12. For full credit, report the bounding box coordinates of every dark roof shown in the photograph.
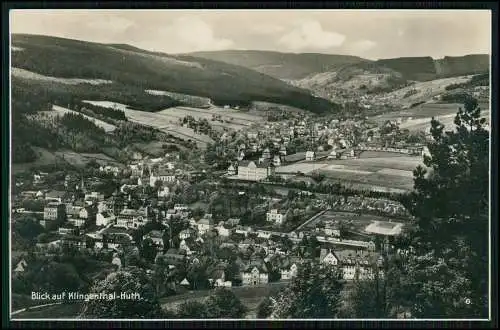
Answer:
[238,160,273,168]
[45,190,66,199]
[243,258,268,273]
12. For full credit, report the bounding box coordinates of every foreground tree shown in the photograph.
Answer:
[176,300,211,319]
[398,97,489,318]
[205,288,247,318]
[80,267,164,318]
[268,261,344,318]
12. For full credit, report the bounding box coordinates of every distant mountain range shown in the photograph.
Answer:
[189,50,489,84]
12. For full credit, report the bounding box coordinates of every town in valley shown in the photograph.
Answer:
[9,9,491,321]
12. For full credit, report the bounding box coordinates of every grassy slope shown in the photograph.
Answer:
[11,34,339,114]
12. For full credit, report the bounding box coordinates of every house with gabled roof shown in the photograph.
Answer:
[241,258,269,286]
[319,248,339,266]
[280,257,301,281]
[197,214,214,235]
[237,160,275,182]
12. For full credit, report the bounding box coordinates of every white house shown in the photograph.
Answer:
[149,168,176,187]
[158,186,170,198]
[96,211,116,227]
[241,262,269,286]
[305,151,316,161]
[84,192,105,205]
[174,204,189,212]
[327,150,337,160]
[115,208,148,229]
[79,208,89,219]
[280,263,298,280]
[324,225,340,237]
[319,249,339,266]
[216,223,231,237]
[111,255,122,269]
[197,214,214,235]
[14,258,28,273]
[266,209,289,225]
[227,164,237,176]
[68,216,86,228]
[179,228,195,240]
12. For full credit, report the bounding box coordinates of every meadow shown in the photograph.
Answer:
[82,100,215,149]
[371,102,490,132]
[44,105,117,133]
[277,151,422,192]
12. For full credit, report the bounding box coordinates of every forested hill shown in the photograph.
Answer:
[11,34,339,114]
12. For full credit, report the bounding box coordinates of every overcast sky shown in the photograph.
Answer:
[10,10,491,59]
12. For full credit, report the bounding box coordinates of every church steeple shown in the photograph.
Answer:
[80,175,86,193]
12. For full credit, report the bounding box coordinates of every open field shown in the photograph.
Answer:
[276,163,330,174]
[157,106,264,131]
[358,150,409,158]
[12,67,112,86]
[41,105,117,133]
[132,141,188,157]
[276,153,421,191]
[327,156,423,172]
[277,155,422,192]
[320,168,414,191]
[82,100,214,149]
[382,75,473,107]
[54,151,120,167]
[371,102,490,132]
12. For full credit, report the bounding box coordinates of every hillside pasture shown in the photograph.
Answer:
[371,102,490,132]
[12,67,112,86]
[383,75,473,107]
[157,106,264,131]
[82,100,214,149]
[54,151,120,167]
[44,105,117,133]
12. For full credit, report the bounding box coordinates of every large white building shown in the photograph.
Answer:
[115,208,148,229]
[319,248,383,281]
[237,160,275,182]
[241,259,269,286]
[266,209,289,225]
[149,168,176,187]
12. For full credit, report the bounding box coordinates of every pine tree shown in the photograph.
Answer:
[398,97,489,318]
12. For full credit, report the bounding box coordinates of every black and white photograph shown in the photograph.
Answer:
[6,8,494,322]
